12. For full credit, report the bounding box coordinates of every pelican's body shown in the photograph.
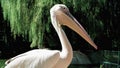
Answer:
[5,4,97,68]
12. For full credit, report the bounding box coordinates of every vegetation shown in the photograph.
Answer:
[0,59,6,68]
[0,0,119,49]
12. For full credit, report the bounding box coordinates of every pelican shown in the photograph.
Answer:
[5,4,97,68]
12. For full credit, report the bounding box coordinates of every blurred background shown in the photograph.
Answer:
[0,0,120,68]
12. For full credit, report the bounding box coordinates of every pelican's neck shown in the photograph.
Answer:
[50,13,73,65]
[57,26,73,61]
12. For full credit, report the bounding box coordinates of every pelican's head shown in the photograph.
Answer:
[50,4,97,49]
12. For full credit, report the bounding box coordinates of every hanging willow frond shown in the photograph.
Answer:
[0,0,53,48]
[1,0,106,48]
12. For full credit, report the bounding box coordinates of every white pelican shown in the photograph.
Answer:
[5,4,97,68]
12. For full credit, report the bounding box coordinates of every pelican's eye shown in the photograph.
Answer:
[63,7,66,9]
[61,6,68,13]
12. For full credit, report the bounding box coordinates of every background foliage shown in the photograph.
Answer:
[0,0,120,50]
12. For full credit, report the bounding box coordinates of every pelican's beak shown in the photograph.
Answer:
[56,11,97,49]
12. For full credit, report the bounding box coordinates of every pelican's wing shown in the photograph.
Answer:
[5,51,28,65]
[5,49,60,68]
[5,49,41,65]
